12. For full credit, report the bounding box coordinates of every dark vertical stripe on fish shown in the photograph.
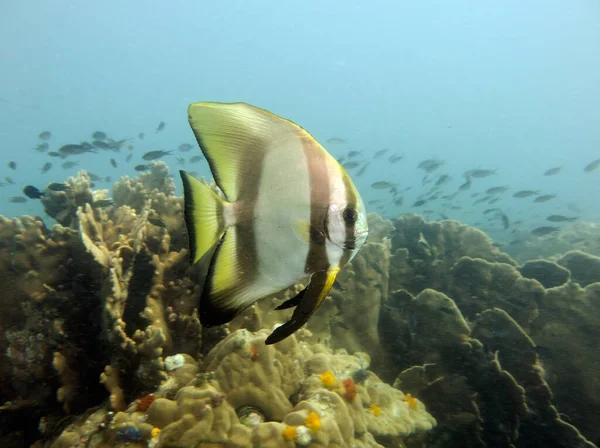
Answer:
[340,171,357,267]
[302,133,330,274]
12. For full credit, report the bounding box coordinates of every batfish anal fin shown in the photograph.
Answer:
[200,227,270,326]
[265,268,339,344]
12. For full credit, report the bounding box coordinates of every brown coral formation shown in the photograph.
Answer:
[51,329,435,448]
[1,167,599,448]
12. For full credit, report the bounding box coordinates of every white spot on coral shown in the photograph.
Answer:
[164,354,185,371]
[295,425,312,446]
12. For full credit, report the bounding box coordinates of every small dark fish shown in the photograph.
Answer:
[373,148,389,159]
[435,174,450,187]
[500,212,509,229]
[47,182,69,192]
[466,169,497,178]
[92,199,114,208]
[547,215,578,223]
[23,185,44,199]
[388,154,404,164]
[156,121,165,133]
[88,173,102,181]
[5,176,15,185]
[531,226,559,237]
[486,186,509,195]
[394,197,403,206]
[175,157,185,166]
[179,143,193,152]
[35,142,49,152]
[93,140,110,149]
[513,190,539,198]
[418,159,444,173]
[342,161,360,169]
[584,159,600,172]
[61,161,79,169]
[189,155,204,164]
[126,153,133,162]
[544,167,562,176]
[110,159,117,168]
[148,216,167,228]
[368,199,383,205]
[127,145,134,151]
[48,151,62,157]
[58,144,94,157]
[39,131,52,140]
[107,139,127,151]
[9,196,27,203]
[489,197,500,204]
[80,141,94,149]
[412,199,426,207]
[135,164,150,172]
[8,161,16,170]
[347,150,362,158]
[483,208,498,215]
[41,162,52,173]
[458,178,472,191]
[142,150,172,161]
[371,181,395,189]
[92,131,107,140]
[326,137,347,144]
[356,162,369,177]
[138,132,145,140]
[534,194,556,203]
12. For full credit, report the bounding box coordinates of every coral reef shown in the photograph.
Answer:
[51,329,436,448]
[2,166,599,448]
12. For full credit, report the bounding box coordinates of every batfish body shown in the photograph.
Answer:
[181,102,368,344]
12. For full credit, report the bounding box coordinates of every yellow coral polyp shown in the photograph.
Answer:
[151,427,160,438]
[305,411,321,432]
[403,393,418,409]
[369,404,382,416]
[319,370,336,388]
[282,425,298,441]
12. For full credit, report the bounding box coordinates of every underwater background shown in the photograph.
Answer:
[1,1,600,447]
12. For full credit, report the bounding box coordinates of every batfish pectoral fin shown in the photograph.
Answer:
[265,267,340,345]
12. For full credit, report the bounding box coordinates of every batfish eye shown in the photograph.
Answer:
[342,207,358,224]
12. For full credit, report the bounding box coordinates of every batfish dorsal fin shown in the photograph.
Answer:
[187,102,305,202]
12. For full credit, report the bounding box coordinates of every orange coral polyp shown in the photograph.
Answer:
[342,378,358,402]
[305,411,321,432]
[282,425,298,441]
[137,393,155,412]
[369,404,382,416]
[319,370,336,388]
[403,393,418,409]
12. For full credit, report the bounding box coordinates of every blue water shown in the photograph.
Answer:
[1,0,599,231]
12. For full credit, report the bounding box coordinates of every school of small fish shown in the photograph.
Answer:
[2,115,598,254]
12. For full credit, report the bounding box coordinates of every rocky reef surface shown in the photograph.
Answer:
[0,165,598,447]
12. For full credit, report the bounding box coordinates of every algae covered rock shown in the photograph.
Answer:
[557,250,600,287]
[518,259,571,289]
